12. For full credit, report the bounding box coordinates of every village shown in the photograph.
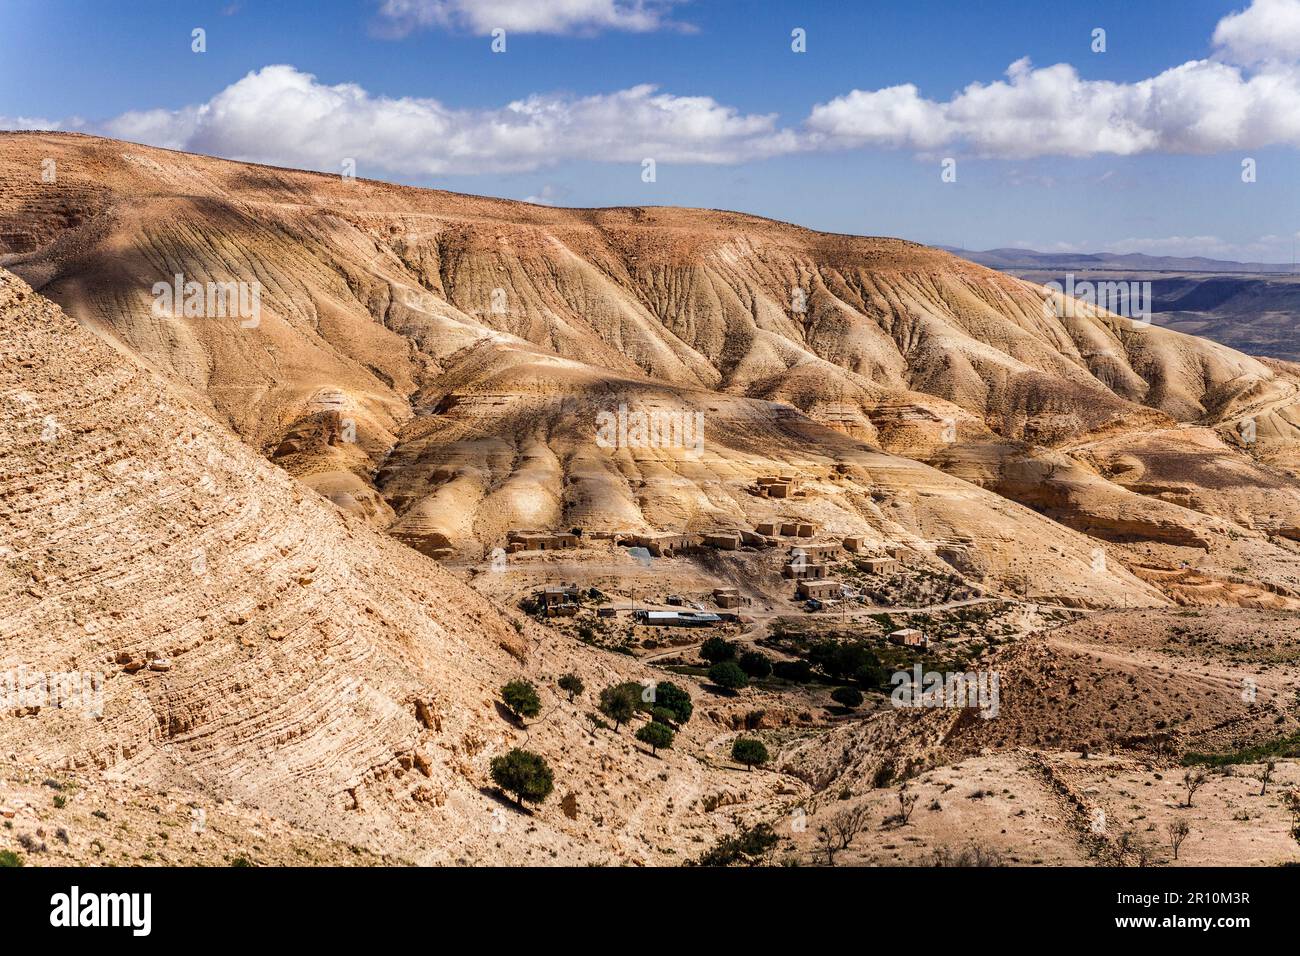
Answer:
[463,489,1070,723]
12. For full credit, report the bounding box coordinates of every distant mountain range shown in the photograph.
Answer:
[941,246,1297,275]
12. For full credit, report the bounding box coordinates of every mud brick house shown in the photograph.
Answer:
[797,579,842,599]
[507,530,580,553]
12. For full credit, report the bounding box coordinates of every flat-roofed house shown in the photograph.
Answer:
[539,585,581,617]
[888,627,927,647]
[797,579,842,600]
[508,530,580,553]
[859,556,899,574]
[783,560,828,580]
[795,544,840,561]
[627,533,701,557]
[712,587,741,608]
[633,610,722,627]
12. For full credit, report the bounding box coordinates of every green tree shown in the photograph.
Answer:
[831,686,864,710]
[500,679,541,722]
[772,659,813,683]
[854,661,886,689]
[651,706,678,726]
[739,650,773,679]
[652,681,693,725]
[636,721,675,755]
[613,680,654,713]
[700,636,738,664]
[557,673,584,703]
[489,748,554,807]
[599,682,640,731]
[709,661,749,692]
[731,737,770,771]
[809,641,881,681]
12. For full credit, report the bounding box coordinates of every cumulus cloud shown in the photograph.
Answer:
[803,84,951,151]
[804,0,1300,159]
[807,52,1300,159]
[98,65,794,176]
[25,0,1300,173]
[374,0,688,37]
[1213,0,1300,65]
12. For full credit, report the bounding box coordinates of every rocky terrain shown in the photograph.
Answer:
[3,132,1299,867]
[0,268,796,865]
[950,248,1300,362]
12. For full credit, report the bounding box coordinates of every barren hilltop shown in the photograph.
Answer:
[3,132,1299,867]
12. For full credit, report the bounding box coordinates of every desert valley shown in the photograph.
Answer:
[2,130,1299,869]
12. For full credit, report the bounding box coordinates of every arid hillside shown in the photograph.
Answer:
[4,133,1299,610]
[0,268,799,865]
[4,134,1300,869]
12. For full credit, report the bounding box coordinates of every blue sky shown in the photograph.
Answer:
[3,0,1299,260]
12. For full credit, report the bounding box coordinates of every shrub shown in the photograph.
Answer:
[831,687,863,710]
[772,659,813,683]
[652,681,693,724]
[489,748,554,807]
[695,822,779,866]
[809,641,881,681]
[651,706,678,726]
[614,680,654,712]
[854,661,886,689]
[731,737,770,771]
[598,682,640,731]
[557,673,584,703]
[700,636,738,664]
[1183,768,1207,807]
[636,721,675,755]
[500,679,541,722]
[739,651,773,679]
[0,849,21,867]
[929,843,1006,866]
[709,661,749,692]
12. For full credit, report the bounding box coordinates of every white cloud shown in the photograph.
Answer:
[0,115,67,131]
[1107,234,1300,262]
[1213,0,1300,65]
[103,107,200,151]
[39,0,1300,174]
[523,183,569,205]
[807,52,1300,159]
[804,85,951,150]
[374,0,688,37]
[98,65,794,176]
